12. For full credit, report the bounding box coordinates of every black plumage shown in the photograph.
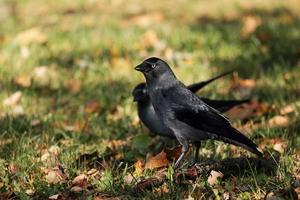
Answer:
[135,57,263,168]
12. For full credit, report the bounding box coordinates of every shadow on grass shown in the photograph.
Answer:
[190,7,300,76]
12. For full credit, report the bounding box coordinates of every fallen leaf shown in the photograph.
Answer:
[226,101,271,121]
[49,145,60,156]
[3,91,22,107]
[25,189,35,196]
[140,30,163,49]
[207,170,223,186]
[84,100,101,113]
[15,27,47,45]
[230,74,257,98]
[164,146,182,162]
[103,139,127,150]
[70,186,83,192]
[124,174,134,185]
[223,192,230,200]
[273,141,287,154]
[125,12,164,27]
[133,174,165,193]
[145,150,169,170]
[241,15,262,39]
[33,66,51,86]
[280,104,296,115]
[14,75,31,88]
[49,194,63,200]
[154,183,169,195]
[70,174,88,192]
[268,115,289,128]
[40,146,60,166]
[30,119,41,126]
[44,166,68,184]
[65,79,81,93]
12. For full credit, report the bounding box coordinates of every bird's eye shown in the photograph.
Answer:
[151,64,156,69]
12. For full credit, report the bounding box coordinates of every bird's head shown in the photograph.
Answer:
[132,82,148,102]
[134,57,174,81]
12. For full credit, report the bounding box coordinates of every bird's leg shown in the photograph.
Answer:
[189,142,201,166]
[174,141,189,169]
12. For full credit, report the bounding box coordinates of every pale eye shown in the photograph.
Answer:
[151,64,156,69]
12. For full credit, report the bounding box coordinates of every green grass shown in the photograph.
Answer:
[0,0,300,199]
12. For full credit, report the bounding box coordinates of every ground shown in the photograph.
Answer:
[0,0,300,199]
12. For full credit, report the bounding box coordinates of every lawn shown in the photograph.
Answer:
[0,0,300,199]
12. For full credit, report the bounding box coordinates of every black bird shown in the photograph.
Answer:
[135,57,263,168]
[132,74,249,163]
[132,72,250,137]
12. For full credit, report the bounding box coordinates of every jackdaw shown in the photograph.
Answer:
[135,57,263,168]
[132,73,250,137]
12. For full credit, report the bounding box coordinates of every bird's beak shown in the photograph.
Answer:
[134,63,145,72]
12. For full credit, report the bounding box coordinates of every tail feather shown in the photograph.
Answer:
[217,128,263,157]
[187,71,233,93]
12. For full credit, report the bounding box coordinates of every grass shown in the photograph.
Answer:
[0,0,300,199]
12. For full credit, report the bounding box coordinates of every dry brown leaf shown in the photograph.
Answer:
[49,194,63,200]
[40,145,60,166]
[226,101,271,121]
[3,91,22,107]
[232,79,256,89]
[30,119,41,127]
[124,174,134,185]
[25,189,35,196]
[44,166,68,184]
[268,115,289,128]
[164,146,182,162]
[241,15,262,39]
[70,186,84,192]
[14,75,31,88]
[133,172,166,193]
[15,27,47,45]
[154,183,169,195]
[140,30,162,49]
[223,192,230,200]
[280,104,296,115]
[70,174,88,192]
[125,12,164,27]
[84,100,101,113]
[103,139,127,150]
[33,66,55,87]
[207,170,223,186]
[65,79,81,93]
[145,150,169,170]
[49,145,60,156]
[272,139,287,154]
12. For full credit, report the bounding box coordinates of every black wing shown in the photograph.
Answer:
[164,86,262,156]
[187,70,233,93]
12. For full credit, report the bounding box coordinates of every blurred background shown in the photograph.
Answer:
[0,0,300,199]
